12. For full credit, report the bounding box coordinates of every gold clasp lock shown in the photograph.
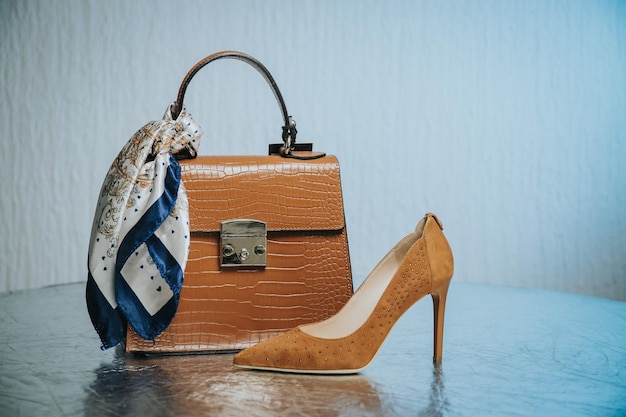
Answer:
[220,220,267,268]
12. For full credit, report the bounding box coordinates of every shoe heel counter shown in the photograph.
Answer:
[424,214,454,290]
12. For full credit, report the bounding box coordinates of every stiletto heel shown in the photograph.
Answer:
[234,212,454,374]
[431,280,450,364]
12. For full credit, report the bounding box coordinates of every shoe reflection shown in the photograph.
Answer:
[86,348,449,416]
[417,364,450,417]
[85,348,388,416]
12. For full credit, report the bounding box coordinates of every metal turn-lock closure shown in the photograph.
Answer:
[220,220,267,268]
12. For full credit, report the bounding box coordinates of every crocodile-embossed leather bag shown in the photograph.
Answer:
[124,51,353,353]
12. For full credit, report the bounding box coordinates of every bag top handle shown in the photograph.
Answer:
[171,51,304,158]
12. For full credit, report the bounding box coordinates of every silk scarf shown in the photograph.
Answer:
[86,105,202,349]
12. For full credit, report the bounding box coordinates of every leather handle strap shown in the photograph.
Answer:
[170,51,298,157]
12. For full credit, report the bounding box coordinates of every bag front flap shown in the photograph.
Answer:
[180,155,345,232]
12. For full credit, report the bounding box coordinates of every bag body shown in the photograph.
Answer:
[124,52,353,353]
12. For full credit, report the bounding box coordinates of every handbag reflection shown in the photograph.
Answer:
[86,51,353,353]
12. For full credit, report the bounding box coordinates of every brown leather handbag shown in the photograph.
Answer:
[125,51,353,353]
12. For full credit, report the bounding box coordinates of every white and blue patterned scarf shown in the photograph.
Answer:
[86,105,202,349]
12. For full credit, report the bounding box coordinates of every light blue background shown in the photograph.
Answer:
[1,0,625,300]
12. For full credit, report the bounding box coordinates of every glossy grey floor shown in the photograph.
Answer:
[1,282,624,416]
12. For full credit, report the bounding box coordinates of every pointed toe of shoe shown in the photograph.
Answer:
[233,329,298,372]
[233,331,292,370]
[232,349,250,367]
[233,342,266,368]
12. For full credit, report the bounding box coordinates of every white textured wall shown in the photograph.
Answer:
[1,0,625,300]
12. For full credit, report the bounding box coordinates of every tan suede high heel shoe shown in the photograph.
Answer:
[233,212,454,374]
